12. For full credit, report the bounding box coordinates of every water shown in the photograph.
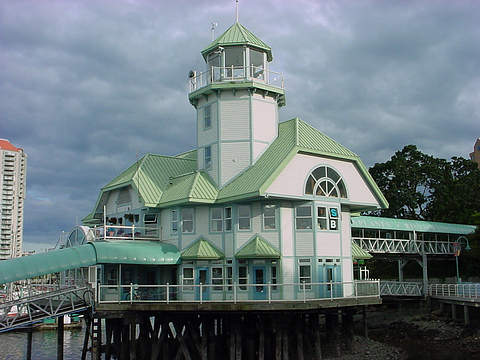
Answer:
[0,326,89,360]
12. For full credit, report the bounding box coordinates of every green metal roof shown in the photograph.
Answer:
[88,117,387,212]
[0,241,181,284]
[97,154,197,209]
[94,240,180,265]
[351,216,477,235]
[175,149,197,160]
[202,22,272,61]
[81,212,101,225]
[218,118,388,209]
[181,238,224,260]
[351,242,372,260]
[235,235,280,259]
[159,171,218,207]
[0,245,97,284]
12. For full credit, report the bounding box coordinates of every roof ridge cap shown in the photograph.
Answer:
[148,153,196,161]
[187,172,200,199]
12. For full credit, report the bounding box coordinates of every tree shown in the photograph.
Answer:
[368,145,480,224]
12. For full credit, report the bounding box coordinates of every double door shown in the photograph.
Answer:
[317,264,342,298]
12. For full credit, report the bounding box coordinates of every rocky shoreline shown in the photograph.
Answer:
[328,305,480,360]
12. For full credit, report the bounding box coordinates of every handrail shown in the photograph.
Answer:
[353,237,456,255]
[428,283,480,299]
[97,280,380,304]
[93,224,161,241]
[189,65,284,92]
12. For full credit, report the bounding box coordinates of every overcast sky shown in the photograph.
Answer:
[1,0,479,251]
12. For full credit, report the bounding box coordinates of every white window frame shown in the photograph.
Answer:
[238,205,251,231]
[182,267,194,291]
[238,264,248,291]
[224,207,232,231]
[317,206,328,230]
[204,104,211,129]
[171,209,178,233]
[212,267,223,291]
[298,259,312,290]
[295,205,313,230]
[204,146,212,169]
[263,204,276,230]
[181,208,194,233]
[211,207,223,232]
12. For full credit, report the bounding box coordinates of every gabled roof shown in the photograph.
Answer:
[235,235,280,259]
[351,216,477,235]
[218,118,388,209]
[159,171,218,207]
[87,118,387,216]
[181,238,224,260]
[201,22,273,61]
[99,153,197,207]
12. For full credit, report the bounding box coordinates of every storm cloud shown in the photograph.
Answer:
[1,0,479,250]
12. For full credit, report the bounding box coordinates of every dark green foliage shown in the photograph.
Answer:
[368,145,480,225]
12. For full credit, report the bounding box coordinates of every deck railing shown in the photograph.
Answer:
[92,224,161,241]
[188,66,284,92]
[353,237,455,255]
[97,280,380,304]
[428,283,480,299]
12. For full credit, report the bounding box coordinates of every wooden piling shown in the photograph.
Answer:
[313,313,322,360]
[362,306,369,339]
[296,314,304,360]
[57,316,64,360]
[26,326,33,360]
[342,309,354,352]
[81,316,91,360]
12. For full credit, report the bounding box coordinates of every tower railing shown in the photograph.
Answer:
[189,65,284,92]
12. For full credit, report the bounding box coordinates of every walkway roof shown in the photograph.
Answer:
[0,241,180,284]
[351,242,372,260]
[351,216,476,235]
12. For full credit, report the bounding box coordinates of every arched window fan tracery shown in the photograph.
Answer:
[305,166,347,198]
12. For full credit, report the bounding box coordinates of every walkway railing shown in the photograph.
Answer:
[428,283,480,299]
[92,224,161,241]
[97,280,380,304]
[189,66,284,92]
[0,285,93,332]
[353,237,455,255]
[380,281,423,297]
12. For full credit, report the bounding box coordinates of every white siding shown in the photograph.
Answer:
[220,142,250,186]
[341,211,351,258]
[266,153,380,206]
[252,97,277,143]
[295,232,314,256]
[207,143,219,185]
[280,205,294,256]
[225,233,234,257]
[281,257,295,299]
[195,206,209,236]
[220,100,250,140]
[236,232,252,251]
[250,202,262,233]
[316,232,341,257]
[260,232,279,250]
[253,141,268,161]
[197,102,218,146]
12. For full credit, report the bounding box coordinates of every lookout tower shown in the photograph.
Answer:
[188,22,286,187]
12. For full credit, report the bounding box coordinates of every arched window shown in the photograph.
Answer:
[305,166,347,198]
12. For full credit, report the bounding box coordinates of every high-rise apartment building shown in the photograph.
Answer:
[0,139,27,259]
[470,138,480,170]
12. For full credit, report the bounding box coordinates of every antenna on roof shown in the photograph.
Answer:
[211,22,218,41]
[235,0,239,23]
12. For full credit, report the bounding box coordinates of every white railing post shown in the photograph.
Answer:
[354,281,358,298]
[132,224,135,240]
[377,279,381,297]
[200,283,203,304]
[268,282,271,304]
[330,282,333,300]
[234,282,237,304]
[130,283,133,304]
[166,283,169,303]
[303,281,306,303]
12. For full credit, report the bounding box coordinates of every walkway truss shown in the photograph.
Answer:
[0,286,93,333]
[353,238,455,255]
[380,281,423,297]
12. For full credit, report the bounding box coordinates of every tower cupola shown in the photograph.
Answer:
[188,22,285,187]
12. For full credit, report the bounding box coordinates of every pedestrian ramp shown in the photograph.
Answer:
[0,285,93,332]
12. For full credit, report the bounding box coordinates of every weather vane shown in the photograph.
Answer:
[235,0,239,22]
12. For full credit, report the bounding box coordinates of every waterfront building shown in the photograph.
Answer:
[82,21,387,301]
[470,138,480,169]
[0,139,26,260]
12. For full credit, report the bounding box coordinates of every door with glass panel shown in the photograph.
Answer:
[195,267,210,301]
[252,266,267,300]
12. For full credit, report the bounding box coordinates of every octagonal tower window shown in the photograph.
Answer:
[225,46,245,78]
[250,48,265,80]
[305,165,347,198]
